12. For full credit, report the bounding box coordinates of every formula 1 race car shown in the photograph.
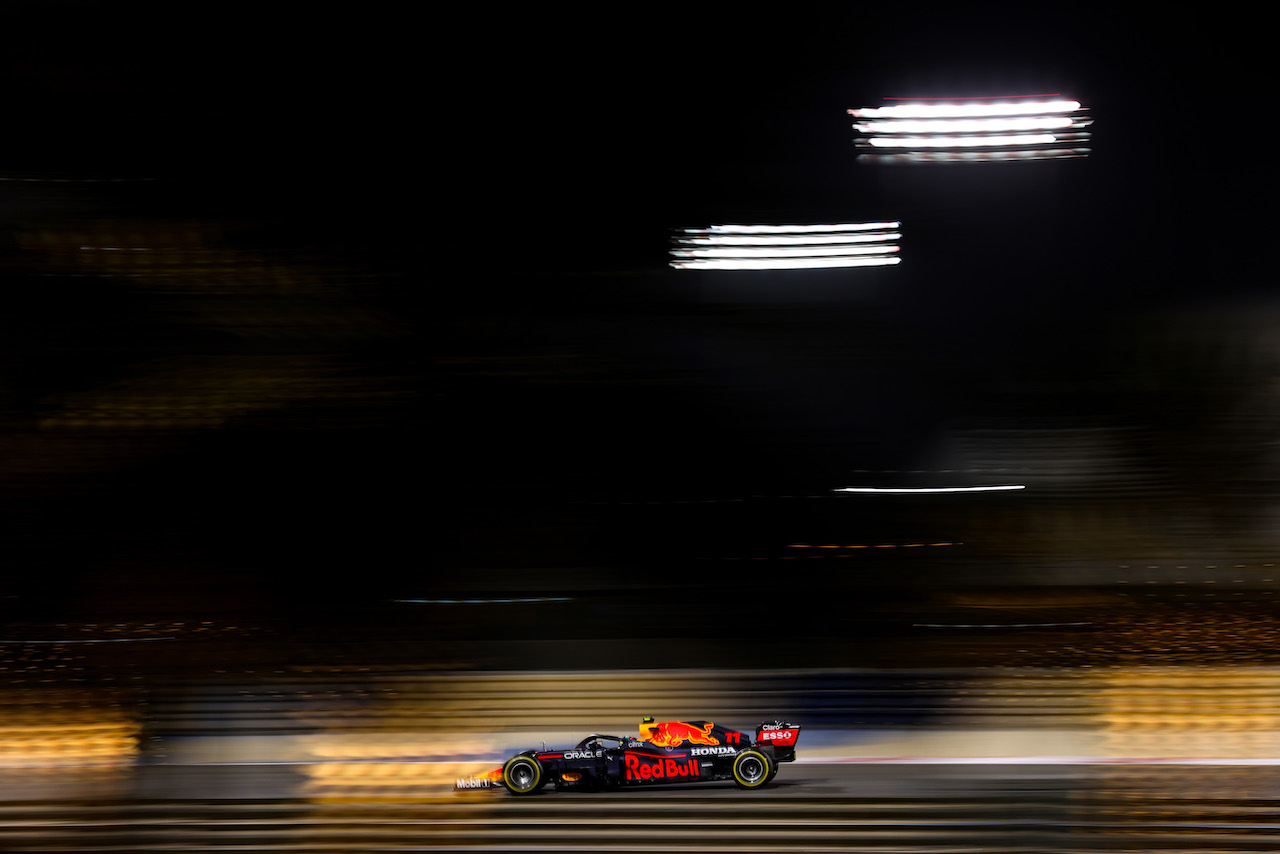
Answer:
[456,718,801,794]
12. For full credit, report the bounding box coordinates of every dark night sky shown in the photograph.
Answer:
[0,4,1274,629]
[447,5,1271,470]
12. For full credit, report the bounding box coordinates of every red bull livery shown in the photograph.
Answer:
[456,717,802,794]
[639,719,720,747]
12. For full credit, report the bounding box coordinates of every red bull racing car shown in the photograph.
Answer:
[456,718,801,794]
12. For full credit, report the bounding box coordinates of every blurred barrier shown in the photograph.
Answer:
[6,667,1279,784]
[0,687,138,769]
[1098,669,1280,759]
[136,667,1280,777]
[3,669,1280,850]
[4,765,1280,852]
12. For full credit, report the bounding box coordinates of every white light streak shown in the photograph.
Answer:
[692,222,899,234]
[675,232,900,246]
[868,133,1058,148]
[859,148,1091,164]
[833,485,1025,493]
[672,221,902,271]
[671,256,901,270]
[850,99,1081,119]
[855,116,1074,134]
[673,244,899,258]
[850,97,1090,162]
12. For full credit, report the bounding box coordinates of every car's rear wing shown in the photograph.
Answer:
[754,720,801,762]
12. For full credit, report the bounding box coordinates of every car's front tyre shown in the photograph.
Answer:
[503,755,543,795]
[731,749,771,789]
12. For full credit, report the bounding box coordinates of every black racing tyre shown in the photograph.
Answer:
[503,755,543,795]
[731,749,771,789]
[764,755,779,784]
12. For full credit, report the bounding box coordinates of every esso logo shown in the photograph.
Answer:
[759,729,796,744]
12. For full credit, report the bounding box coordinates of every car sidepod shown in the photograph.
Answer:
[536,746,610,791]
[617,744,725,786]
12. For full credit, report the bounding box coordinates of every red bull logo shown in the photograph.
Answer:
[639,720,719,747]
[624,753,700,780]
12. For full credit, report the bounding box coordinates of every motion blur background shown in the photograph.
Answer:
[1,3,1278,851]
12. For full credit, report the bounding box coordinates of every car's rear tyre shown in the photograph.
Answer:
[764,754,779,784]
[732,749,770,789]
[503,755,543,795]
